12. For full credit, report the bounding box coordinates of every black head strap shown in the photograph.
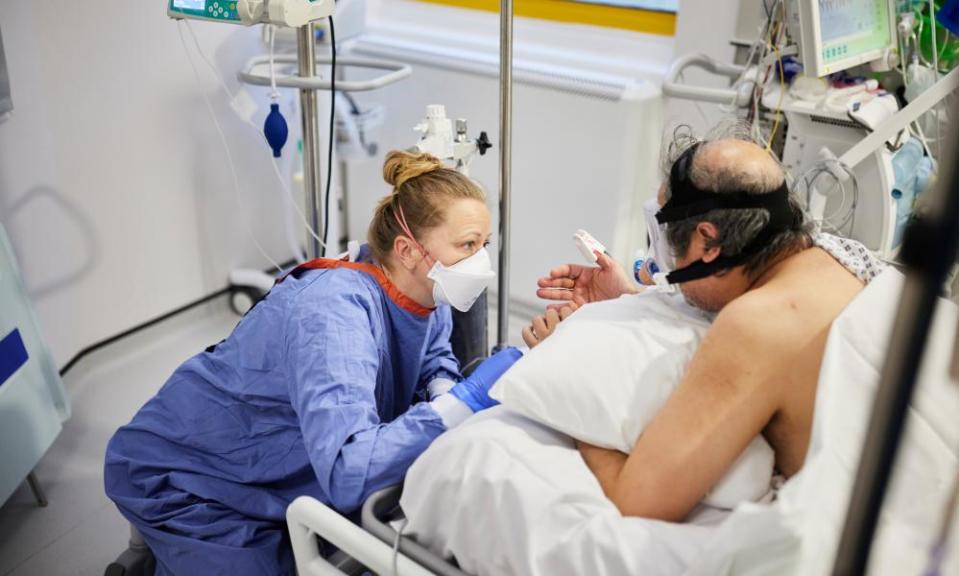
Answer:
[657,142,796,284]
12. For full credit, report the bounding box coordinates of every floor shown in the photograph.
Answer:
[0,297,531,576]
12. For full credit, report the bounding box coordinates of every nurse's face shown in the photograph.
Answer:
[418,198,493,269]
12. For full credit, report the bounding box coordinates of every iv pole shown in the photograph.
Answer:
[496,0,514,351]
[297,24,324,260]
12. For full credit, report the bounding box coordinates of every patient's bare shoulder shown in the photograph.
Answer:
[711,287,805,357]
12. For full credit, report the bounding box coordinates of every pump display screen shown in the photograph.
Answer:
[169,0,239,22]
[172,0,206,9]
[818,0,893,66]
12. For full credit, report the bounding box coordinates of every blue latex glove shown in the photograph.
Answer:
[449,347,523,412]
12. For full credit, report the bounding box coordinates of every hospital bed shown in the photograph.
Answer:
[104,262,959,576]
[282,266,959,576]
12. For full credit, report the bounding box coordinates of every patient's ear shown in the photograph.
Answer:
[696,222,721,264]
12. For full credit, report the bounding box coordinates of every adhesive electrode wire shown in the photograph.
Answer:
[183,20,325,251]
[728,3,775,114]
[747,0,780,146]
[800,160,860,233]
[766,0,787,152]
[177,21,284,274]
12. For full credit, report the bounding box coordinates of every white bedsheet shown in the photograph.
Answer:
[403,269,959,576]
[401,407,728,576]
[685,268,959,575]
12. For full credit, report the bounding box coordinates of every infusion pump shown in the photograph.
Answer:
[167,0,334,28]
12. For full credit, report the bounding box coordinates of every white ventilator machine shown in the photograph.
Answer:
[663,0,958,261]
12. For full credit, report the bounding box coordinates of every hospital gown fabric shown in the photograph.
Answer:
[104,254,461,576]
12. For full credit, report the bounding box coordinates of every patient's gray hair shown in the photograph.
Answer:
[660,121,813,278]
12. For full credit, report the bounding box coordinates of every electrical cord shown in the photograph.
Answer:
[323,16,337,253]
[798,160,860,235]
[58,258,296,378]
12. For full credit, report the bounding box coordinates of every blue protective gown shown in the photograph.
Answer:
[104,251,461,576]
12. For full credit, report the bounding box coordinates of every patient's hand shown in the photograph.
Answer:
[537,252,638,309]
[522,304,578,348]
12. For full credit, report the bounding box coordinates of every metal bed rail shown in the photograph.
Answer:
[361,485,472,576]
[286,495,433,576]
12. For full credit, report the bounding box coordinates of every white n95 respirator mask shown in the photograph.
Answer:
[428,247,496,312]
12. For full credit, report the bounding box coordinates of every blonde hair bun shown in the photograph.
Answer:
[383,150,443,190]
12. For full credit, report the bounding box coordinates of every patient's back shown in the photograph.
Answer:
[732,246,864,477]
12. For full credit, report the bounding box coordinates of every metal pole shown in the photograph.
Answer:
[26,471,47,507]
[832,99,959,575]
[495,0,513,350]
[297,24,323,260]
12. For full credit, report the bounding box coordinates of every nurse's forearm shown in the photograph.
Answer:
[315,403,447,513]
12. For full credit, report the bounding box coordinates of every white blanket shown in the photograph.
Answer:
[685,268,959,575]
[403,269,959,575]
[402,407,728,576]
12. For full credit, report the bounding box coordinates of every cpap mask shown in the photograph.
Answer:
[648,142,796,287]
[394,204,495,312]
[642,198,674,289]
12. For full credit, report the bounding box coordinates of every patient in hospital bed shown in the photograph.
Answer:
[399,125,889,575]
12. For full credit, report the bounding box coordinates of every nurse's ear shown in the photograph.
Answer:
[393,235,426,272]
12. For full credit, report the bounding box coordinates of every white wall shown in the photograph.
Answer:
[666,0,748,133]
[0,1,298,365]
[0,0,742,362]
[346,0,671,319]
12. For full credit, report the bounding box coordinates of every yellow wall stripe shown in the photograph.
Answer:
[414,0,677,36]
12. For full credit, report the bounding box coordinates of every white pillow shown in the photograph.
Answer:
[490,290,775,509]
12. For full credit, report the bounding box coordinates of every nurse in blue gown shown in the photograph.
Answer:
[104,151,520,576]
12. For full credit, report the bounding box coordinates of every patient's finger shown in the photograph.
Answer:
[521,326,539,348]
[549,264,584,280]
[559,304,577,320]
[536,287,575,302]
[532,315,549,337]
[544,308,561,330]
[537,277,575,289]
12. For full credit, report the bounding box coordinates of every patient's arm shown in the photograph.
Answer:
[578,300,788,521]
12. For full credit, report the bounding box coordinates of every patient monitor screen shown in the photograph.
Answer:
[818,0,893,68]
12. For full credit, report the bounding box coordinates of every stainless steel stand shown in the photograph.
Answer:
[297,24,324,260]
[495,0,513,351]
